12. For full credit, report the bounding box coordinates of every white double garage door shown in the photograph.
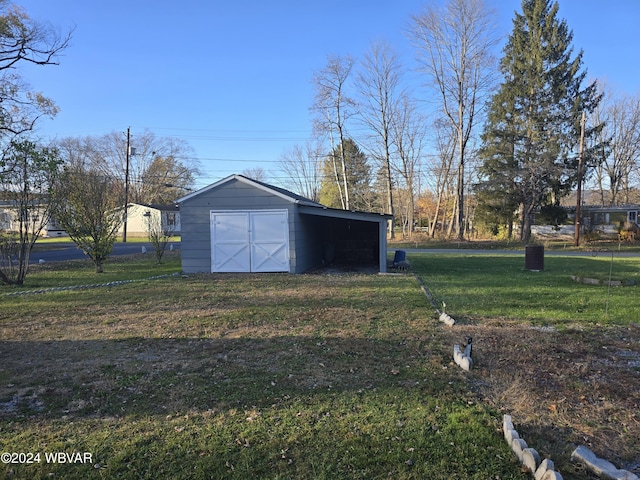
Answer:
[210,209,290,272]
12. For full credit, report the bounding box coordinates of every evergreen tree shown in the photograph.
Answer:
[476,0,603,242]
[319,139,372,211]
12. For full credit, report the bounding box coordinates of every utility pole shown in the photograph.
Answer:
[123,127,130,243]
[574,111,586,247]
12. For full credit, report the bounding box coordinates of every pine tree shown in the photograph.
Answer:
[476,0,602,242]
[319,139,372,211]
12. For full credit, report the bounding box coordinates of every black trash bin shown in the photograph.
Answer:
[525,244,544,271]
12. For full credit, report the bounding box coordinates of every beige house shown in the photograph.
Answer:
[117,203,180,237]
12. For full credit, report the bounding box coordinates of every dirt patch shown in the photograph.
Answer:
[440,319,640,477]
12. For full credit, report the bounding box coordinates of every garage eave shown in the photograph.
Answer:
[298,204,392,223]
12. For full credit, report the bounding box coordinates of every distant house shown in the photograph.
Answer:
[176,174,391,274]
[118,203,181,237]
[533,204,640,240]
[0,201,67,238]
[1,201,181,239]
[573,204,639,229]
[572,204,640,240]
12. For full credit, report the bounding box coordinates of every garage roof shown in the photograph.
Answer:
[176,174,392,222]
[176,174,321,206]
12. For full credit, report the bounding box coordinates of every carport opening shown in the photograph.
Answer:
[315,217,380,269]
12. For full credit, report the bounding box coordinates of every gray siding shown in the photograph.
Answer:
[180,178,297,273]
[179,176,390,274]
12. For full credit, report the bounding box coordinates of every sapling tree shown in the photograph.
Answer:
[0,139,61,285]
[51,166,123,273]
[145,207,176,264]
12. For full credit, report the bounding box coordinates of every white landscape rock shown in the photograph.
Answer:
[540,471,564,480]
[439,312,455,326]
[452,344,473,371]
[511,438,528,462]
[504,428,519,444]
[522,447,541,473]
[571,446,639,480]
[535,459,556,480]
[503,414,514,437]
[504,415,563,479]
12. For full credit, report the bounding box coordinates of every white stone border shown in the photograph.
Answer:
[503,415,562,479]
[1,272,179,297]
[571,446,638,480]
[416,274,638,479]
[453,342,473,371]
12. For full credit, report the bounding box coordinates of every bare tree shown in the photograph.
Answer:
[391,93,427,239]
[311,55,356,210]
[56,130,198,205]
[145,208,175,264]
[593,89,640,205]
[426,117,458,238]
[241,167,268,182]
[356,40,404,236]
[278,141,323,201]
[409,0,498,240]
[0,1,72,145]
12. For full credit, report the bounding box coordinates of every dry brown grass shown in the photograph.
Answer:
[438,319,640,476]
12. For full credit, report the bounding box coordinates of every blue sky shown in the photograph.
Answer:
[23,1,640,189]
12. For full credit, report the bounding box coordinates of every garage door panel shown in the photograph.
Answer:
[211,212,250,272]
[214,212,249,242]
[214,244,250,272]
[251,212,288,242]
[251,242,288,272]
[250,211,289,272]
[211,210,289,273]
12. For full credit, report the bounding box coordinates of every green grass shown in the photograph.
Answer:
[1,253,637,479]
[410,253,640,325]
[0,259,525,480]
[0,252,181,292]
[0,391,513,479]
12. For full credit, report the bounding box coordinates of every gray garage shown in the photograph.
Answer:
[176,174,392,274]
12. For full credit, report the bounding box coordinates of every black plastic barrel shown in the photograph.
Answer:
[525,244,544,271]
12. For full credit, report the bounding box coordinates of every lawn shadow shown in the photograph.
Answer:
[0,334,459,420]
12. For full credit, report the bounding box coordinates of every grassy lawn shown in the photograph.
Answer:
[1,252,638,479]
[410,252,640,479]
[411,253,640,324]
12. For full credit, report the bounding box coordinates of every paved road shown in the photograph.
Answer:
[30,241,181,264]
[30,242,637,264]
